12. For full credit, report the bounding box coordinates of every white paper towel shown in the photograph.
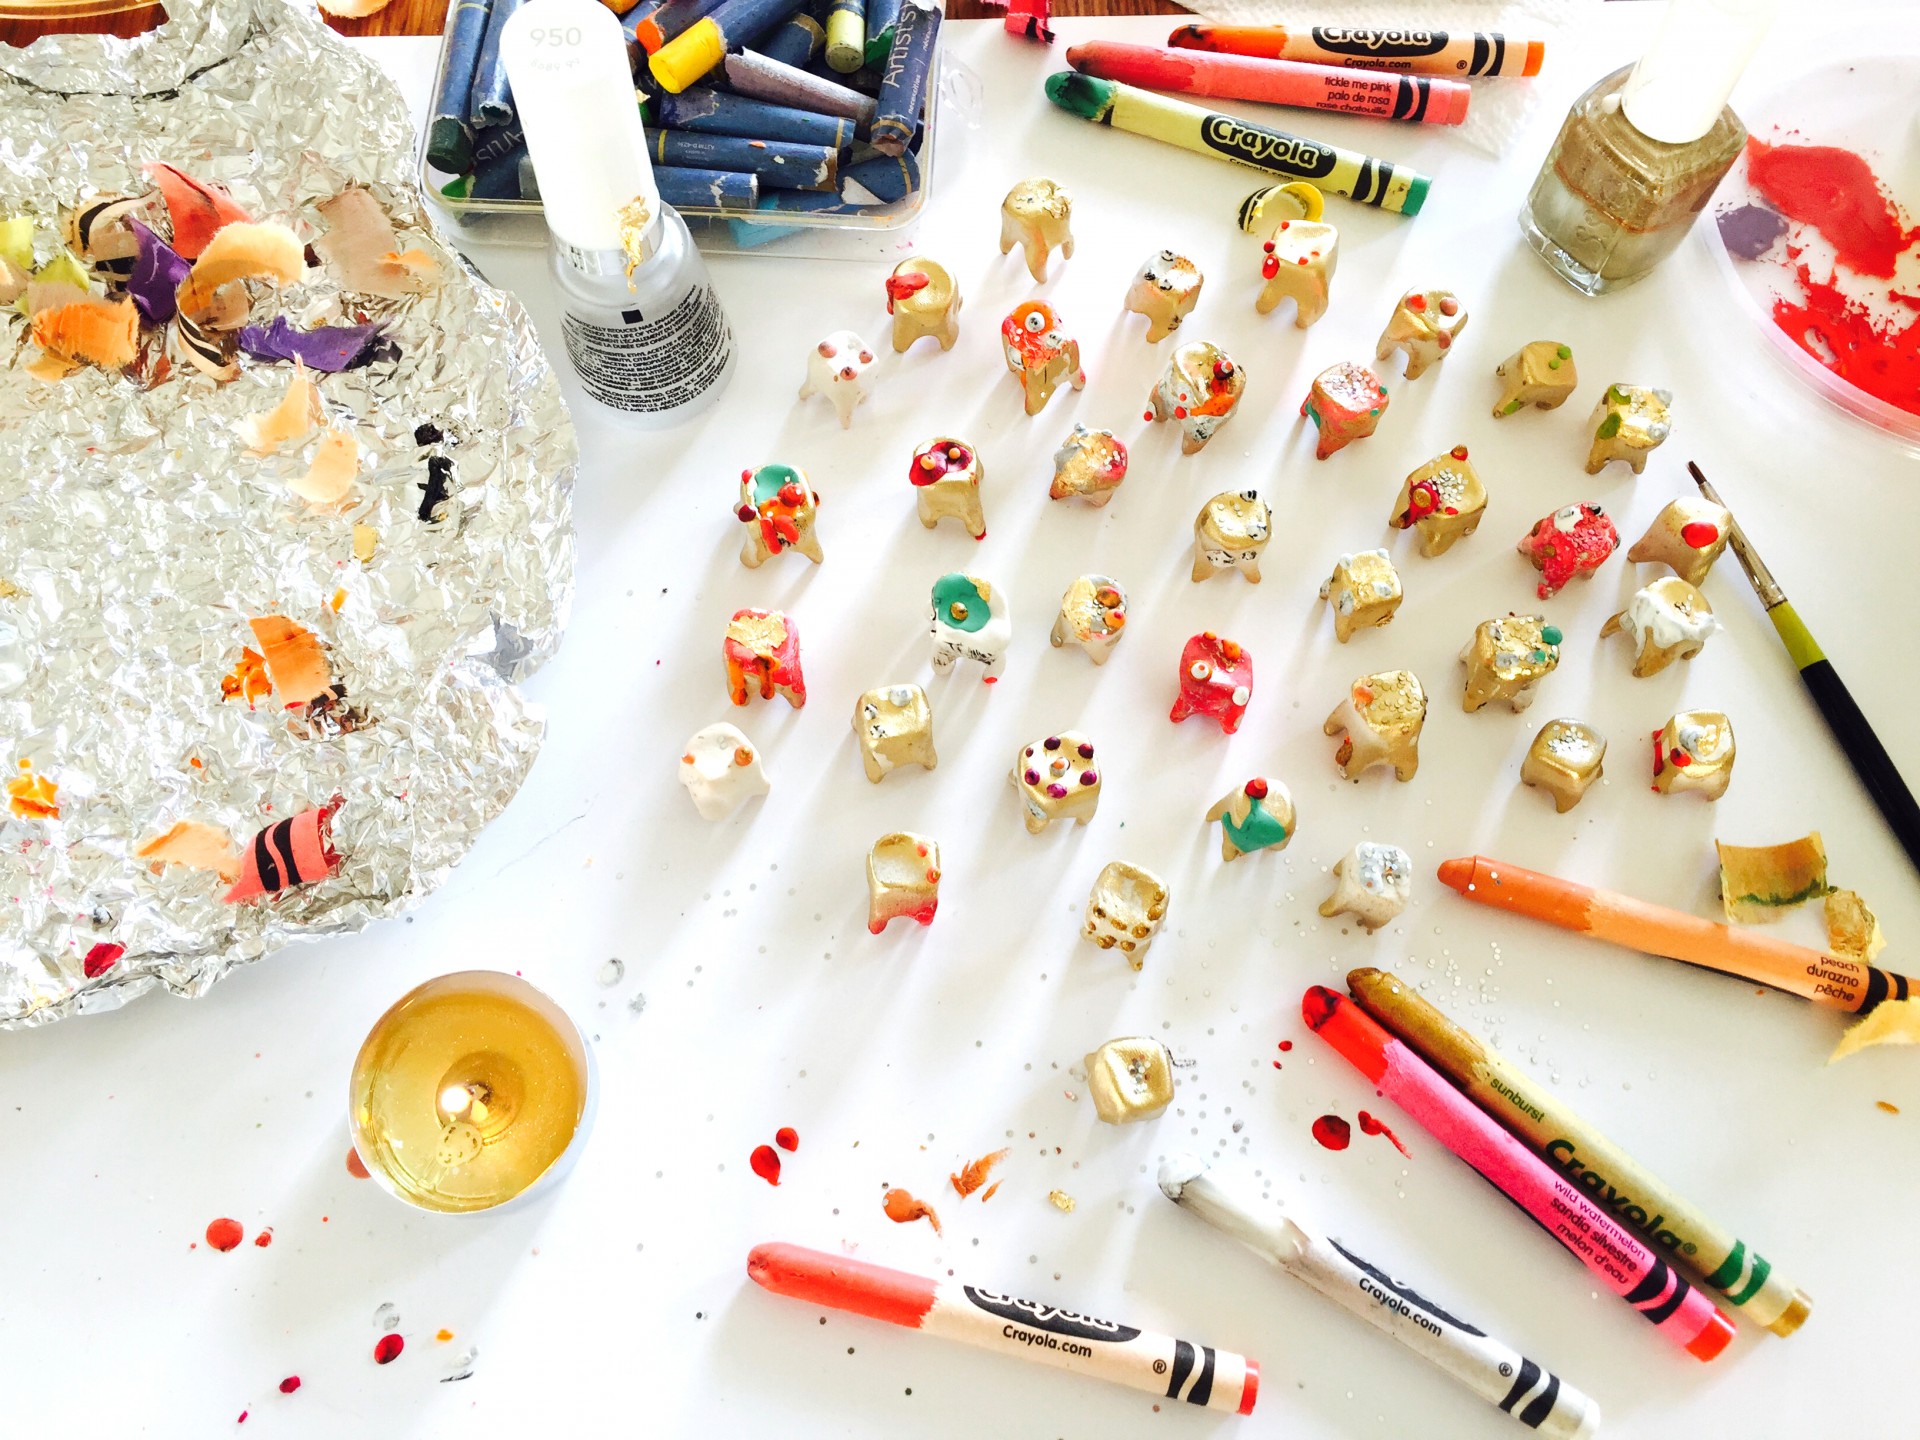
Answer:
[1180,0,1604,155]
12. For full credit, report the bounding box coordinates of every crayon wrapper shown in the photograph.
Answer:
[869,0,938,155]
[924,1283,1255,1415]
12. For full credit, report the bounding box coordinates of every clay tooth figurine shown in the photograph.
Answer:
[1390,447,1485,557]
[1493,341,1577,416]
[1518,502,1618,599]
[910,437,985,540]
[1375,288,1466,381]
[1001,299,1085,417]
[1651,710,1735,800]
[1146,341,1244,454]
[929,571,1010,682]
[1050,574,1127,665]
[1585,384,1672,475]
[1301,361,1388,460]
[1255,218,1337,328]
[1460,615,1561,713]
[1318,549,1403,642]
[797,330,876,428]
[867,832,941,933]
[1011,731,1101,833]
[1206,777,1295,861]
[1601,576,1719,677]
[679,722,771,820]
[736,463,823,568]
[724,607,806,708]
[1627,497,1730,587]
[1170,632,1252,735]
[1520,718,1606,813]
[1191,489,1271,584]
[1319,841,1412,932]
[999,176,1074,283]
[1048,423,1128,506]
[1081,861,1170,967]
[852,684,936,782]
[1323,670,1426,782]
[1123,250,1203,342]
[885,257,960,353]
[1084,1037,1174,1123]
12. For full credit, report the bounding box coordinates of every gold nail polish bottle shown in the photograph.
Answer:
[1521,0,1775,295]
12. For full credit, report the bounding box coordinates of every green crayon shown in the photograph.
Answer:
[1043,70,1428,216]
[1347,967,1811,1336]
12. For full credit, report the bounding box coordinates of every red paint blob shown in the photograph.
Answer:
[205,1217,244,1251]
[253,1228,273,1248]
[1680,521,1720,549]
[1747,139,1916,279]
[1277,1040,1293,1052]
[237,1410,248,1423]
[774,1126,799,1153]
[750,1144,782,1186]
[1358,1110,1412,1157]
[373,1334,405,1365]
[1311,1114,1352,1151]
[277,1376,301,1395]
[1772,263,1920,418]
[345,1148,370,1179]
[81,942,124,979]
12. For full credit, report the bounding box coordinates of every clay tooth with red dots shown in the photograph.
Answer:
[1376,288,1466,381]
[1255,218,1337,327]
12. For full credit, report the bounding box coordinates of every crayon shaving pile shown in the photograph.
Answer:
[1712,835,1913,1061]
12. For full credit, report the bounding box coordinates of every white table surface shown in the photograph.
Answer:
[6,9,1920,1437]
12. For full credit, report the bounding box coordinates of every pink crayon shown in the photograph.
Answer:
[224,802,340,903]
[1303,986,1735,1362]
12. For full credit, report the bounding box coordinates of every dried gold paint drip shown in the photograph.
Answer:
[616,196,654,285]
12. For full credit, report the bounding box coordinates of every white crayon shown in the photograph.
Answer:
[1158,1154,1601,1439]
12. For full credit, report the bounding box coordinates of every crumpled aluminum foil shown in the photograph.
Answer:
[0,0,576,1026]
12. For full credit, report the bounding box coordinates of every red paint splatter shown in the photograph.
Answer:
[1311,1114,1352,1151]
[1358,1110,1412,1157]
[253,1228,273,1248]
[882,1187,942,1234]
[277,1376,301,1395]
[1771,264,1920,418]
[1278,1040,1293,1051]
[749,1144,782,1185]
[345,1148,370,1179]
[205,1217,244,1251]
[373,1334,405,1365]
[237,1410,248,1423]
[774,1126,799,1152]
[1747,140,1916,279]
[82,942,124,978]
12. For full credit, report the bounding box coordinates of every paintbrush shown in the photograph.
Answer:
[1690,461,1920,879]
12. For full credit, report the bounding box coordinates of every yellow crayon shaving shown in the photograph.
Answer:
[6,760,59,819]
[175,221,304,319]
[352,524,377,563]
[237,361,322,454]
[1825,889,1886,962]
[288,427,358,506]
[135,820,243,883]
[1715,833,1830,925]
[0,215,32,272]
[1830,997,1920,1065]
[1047,1189,1076,1213]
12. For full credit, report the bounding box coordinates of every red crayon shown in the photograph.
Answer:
[1302,988,1735,1361]
[1067,41,1468,125]
[1169,22,1543,78]
[747,1242,1258,1413]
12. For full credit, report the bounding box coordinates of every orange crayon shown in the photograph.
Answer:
[1438,855,1914,1014]
[1169,23,1543,78]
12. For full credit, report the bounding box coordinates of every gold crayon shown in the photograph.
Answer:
[1347,966,1810,1337]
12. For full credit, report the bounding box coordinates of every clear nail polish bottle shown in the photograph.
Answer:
[504,0,736,424]
[1520,0,1775,296]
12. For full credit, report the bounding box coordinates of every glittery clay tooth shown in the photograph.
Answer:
[1170,632,1252,735]
[1390,447,1485,557]
[909,437,985,540]
[998,176,1074,283]
[866,832,941,934]
[723,607,806,708]
[1081,861,1170,967]
[1318,549,1402,642]
[1001,299,1085,417]
[1492,340,1577,416]
[1375,288,1466,381]
[1518,502,1617,599]
[1520,718,1607,813]
[1049,574,1128,665]
[1319,841,1413,932]
[884,257,960,353]
[1652,710,1735,800]
[1301,361,1388,460]
[1011,731,1101,834]
[1147,342,1244,455]
[1206,777,1295,862]
[735,464,822,568]
[797,329,876,429]
[1255,218,1337,328]
[1602,576,1719,677]
[852,684,936,783]
[1049,424,1128,506]
[1191,489,1271,584]
[1460,616,1561,714]
[1585,384,1671,475]
[1324,670,1426,782]
[1084,1037,1175,1124]
[1123,250,1203,342]
[929,571,1010,682]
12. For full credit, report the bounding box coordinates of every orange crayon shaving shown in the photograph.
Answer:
[7,760,59,819]
[949,1148,1008,1199]
[882,1187,941,1234]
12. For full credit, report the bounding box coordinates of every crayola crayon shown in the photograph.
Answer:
[870,0,939,157]
[762,10,825,65]
[1347,967,1811,1336]
[655,87,856,149]
[469,0,525,128]
[1304,986,1735,1360]
[863,0,901,67]
[1043,71,1429,215]
[748,1243,1259,1413]
[428,0,493,172]
[643,128,838,190]
[824,0,866,72]
[649,0,806,92]
[1168,22,1543,77]
[656,165,760,210]
[1161,1155,1600,1438]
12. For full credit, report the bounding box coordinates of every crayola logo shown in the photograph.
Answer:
[1312,27,1449,58]
[1544,1140,1684,1252]
[1199,116,1336,178]
[963,1288,1142,1343]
